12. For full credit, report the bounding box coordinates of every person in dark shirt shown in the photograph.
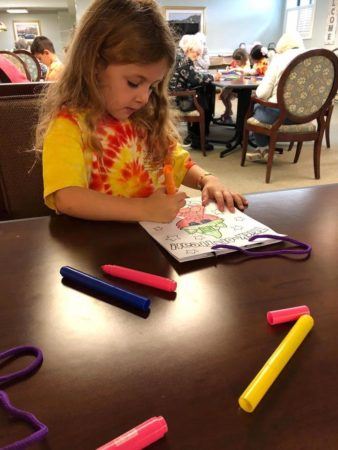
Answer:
[169,34,220,151]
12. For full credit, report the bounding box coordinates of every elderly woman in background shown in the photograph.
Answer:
[194,32,210,71]
[247,31,305,161]
[169,34,220,151]
[14,37,30,51]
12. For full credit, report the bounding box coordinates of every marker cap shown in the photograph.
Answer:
[96,416,168,450]
[267,305,310,325]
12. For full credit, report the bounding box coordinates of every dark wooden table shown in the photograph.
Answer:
[213,76,260,157]
[1,184,338,450]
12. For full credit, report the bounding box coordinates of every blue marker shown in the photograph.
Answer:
[60,266,151,312]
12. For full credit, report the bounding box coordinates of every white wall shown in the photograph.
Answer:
[158,0,285,54]
[74,0,286,54]
[75,0,91,22]
[303,0,338,49]
[3,0,330,59]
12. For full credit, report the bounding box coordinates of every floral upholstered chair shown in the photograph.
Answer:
[241,49,338,183]
[14,50,42,81]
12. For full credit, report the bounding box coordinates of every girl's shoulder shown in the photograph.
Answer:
[56,107,84,125]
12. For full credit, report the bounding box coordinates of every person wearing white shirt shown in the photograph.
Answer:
[247,31,305,162]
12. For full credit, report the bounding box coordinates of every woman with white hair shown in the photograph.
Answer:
[170,34,220,151]
[194,32,210,71]
[247,31,305,161]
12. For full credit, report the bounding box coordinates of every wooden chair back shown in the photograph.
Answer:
[169,89,206,156]
[0,83,51,220]
[276,48,338,124]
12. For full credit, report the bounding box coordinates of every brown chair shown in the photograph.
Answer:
[287,101,334,151]
[0,51,31,81]
[241,49,338,183]
[169,89,207,156]
[0,82,51,220]
[14,49,42,81]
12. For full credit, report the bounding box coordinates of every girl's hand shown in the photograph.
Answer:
[201,176,248,212]
[144,188,187,223]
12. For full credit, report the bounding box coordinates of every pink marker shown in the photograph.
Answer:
[267,305,310,325]
[96,416,168,450]
[101,265,177,292]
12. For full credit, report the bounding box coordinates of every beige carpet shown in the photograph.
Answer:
[179,99,338,196]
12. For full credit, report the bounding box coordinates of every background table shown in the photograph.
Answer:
[213,76,260,157]
[1,184,338,450]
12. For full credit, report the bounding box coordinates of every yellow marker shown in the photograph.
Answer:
[239,314,314,413]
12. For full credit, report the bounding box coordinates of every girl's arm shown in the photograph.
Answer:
[182,165,248,212]
[54,186,186,223]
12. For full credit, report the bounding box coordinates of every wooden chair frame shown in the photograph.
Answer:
[241,49,338,183]
[169,89,207,156]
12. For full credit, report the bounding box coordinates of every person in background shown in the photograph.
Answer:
[248,44,269,76]
[14,37,30,51]
[171,34,221,151]
[247,31,305,161]
[31,36,64,81]
[194,31,210,71]
[0,54,28,83]
[219,48,250,124]
[36,0,247,223]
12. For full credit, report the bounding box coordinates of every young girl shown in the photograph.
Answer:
[37,0,248,223]
[248,45,269,77]
[219,48,250,124]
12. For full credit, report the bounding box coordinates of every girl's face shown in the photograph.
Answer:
[97,59,168,121]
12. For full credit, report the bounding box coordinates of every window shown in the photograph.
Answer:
[284,0,316,39]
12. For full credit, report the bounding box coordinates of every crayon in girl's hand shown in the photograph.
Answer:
[163,164,176,195]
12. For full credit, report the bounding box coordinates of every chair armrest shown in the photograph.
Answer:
[169,89,197,97]
[252,97,278,109]
[168,89,204,116]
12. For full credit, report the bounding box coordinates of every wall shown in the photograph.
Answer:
[158,0,285,54]
[303,0,338,49]
[73,0,285,53]
[0,11,75,58]
[74,0,91,22]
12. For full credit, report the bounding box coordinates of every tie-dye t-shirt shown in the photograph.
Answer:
[43,110,195,211]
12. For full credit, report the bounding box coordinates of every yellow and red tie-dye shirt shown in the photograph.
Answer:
[43,110,195,211]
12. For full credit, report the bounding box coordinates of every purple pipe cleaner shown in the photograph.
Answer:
[0,345,48,450]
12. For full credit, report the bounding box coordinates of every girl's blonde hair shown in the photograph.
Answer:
[36,0,180,166]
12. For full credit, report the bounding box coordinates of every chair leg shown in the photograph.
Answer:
[293,142,303,163]
[199,120,206,157]
[241,128,249,166]
[265,138,276,183]
[313,139,322,179]
[325,104,334,148]
[288,142,294,152]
